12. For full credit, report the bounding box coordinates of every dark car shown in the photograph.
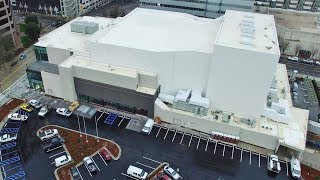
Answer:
[42,136,65,152]
[83,157,97,173]
[157,173,172,180]
[99,149,111,161]
[70,167,81,180]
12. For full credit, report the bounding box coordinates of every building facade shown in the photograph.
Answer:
[139,0,254,18]
[0,0,18,47]
[255,0,320,12]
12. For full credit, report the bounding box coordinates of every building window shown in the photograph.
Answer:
[33,45,48,61]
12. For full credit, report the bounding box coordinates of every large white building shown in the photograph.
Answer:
[31,8,308,156]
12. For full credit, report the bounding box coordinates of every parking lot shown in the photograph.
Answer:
[2,103,295,180]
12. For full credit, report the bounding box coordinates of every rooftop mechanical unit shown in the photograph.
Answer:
[70,21,99,35]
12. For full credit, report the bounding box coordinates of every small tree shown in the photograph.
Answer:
[295,43,301,56]
[281,41,289,54]
[25,15,39,25]
[110,6,120,18]
[25,22,40,41]
[311,47,319,58]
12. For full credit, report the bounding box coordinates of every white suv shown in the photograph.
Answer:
[55,155,72,167]
[288,56,299,62]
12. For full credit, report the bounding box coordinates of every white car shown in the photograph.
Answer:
[290,158,301,179]
[29,99,42,109]
[164,165,181,180]
[38,129,59,141]
[316,61,320,66]
[267,155,281,173]
[38,106,51,117]
[302,59,313,64]
[288,56,299,62]
[55,155,72,167]
[0,134,17,143]
[56,108,72,117]
[7,113,28,122]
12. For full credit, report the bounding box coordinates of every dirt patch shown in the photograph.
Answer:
[0,98,24,121]
[302,164,320,180]
[39,125,121,180]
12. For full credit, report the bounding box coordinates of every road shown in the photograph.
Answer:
[0,47,36,93]
[279,58,320,78]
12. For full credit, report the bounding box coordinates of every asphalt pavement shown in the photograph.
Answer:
[11,108,296,180]
[279,58,320,78]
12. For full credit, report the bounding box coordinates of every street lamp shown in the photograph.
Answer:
[95,116,99,142]
[83,115,88,142]
[77,112,82,137]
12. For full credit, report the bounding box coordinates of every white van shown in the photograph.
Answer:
[290,158,301,179]
[55,155,72,167]
[142,118,154,135]
[127,165,148,180]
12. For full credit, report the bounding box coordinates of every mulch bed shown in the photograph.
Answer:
[40,125,120,180]
[0,98,24,122]
[302,164,320,180]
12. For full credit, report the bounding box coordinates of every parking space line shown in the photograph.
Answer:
[172,130,177,142]
[240,148,243,162]
[136,162,155,170]
[261,154,267,158]
[214,141,217,154]
[3,164,22,173]
[188,134,193,147]
[164,128,169,140]
[76,167,83,180]
[0,150,17,157]
[180,132,185,144]
[156,126,162,137]
[286,161,289,176]
[98,153,108,166]
[92,158,100,171]
[84,162,92,177]
[121,173,140,180]
[118,117,125,127]
[49,151,65,159]
[46,145,63,153]
[222,144,226,156]
[97,111,105,122]
[249,151,251,165]
[259,153,261,167]
[196,136,201,149]
[143,156,161,164]
[205,138,209,151]
[231,146,234,159]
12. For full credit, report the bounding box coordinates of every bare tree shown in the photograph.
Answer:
[311,47,319,58]
[295,43,302,56]
[281,41,289,54]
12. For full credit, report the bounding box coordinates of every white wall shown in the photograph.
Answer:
[206,45,279,118]
[41,71,63,98]
[47,46,71,65]
[58,65,77,102]
[89,42,212,95]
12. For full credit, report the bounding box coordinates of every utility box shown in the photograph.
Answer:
[70,21,99,34]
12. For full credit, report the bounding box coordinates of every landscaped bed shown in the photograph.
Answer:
[39,125,121,180]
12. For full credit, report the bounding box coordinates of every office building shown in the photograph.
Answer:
[0,0,18,47]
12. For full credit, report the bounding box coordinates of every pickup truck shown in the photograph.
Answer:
[42,136,65,152]
[267,155,281,173]
[0,134,18,143]
[38,129,58,141]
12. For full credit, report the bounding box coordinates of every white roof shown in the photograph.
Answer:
[189,91,210,108]
[215,10,280,55]
[158,93,175,104]
[98,8,219,53]
[34,16,114,52]
[174,89,191,102]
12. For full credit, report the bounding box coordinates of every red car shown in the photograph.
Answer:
[99,149,112,161]
[157,173,172,180]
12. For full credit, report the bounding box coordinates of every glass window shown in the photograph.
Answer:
[33,45,48,61]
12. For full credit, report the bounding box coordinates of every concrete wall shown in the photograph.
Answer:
[41,71,63,98]
[155,99,279,150]
[207,45,279,118]
[89,42,212,95]
[58,65,77,102]
[47,46,71,65]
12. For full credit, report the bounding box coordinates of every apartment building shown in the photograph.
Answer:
[0,0,17,46]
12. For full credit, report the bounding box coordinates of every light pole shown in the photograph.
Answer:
[83,116,88,142]
[95,116,99,142]
[77,112,82,137]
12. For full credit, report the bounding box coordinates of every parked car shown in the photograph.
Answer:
[302,59,314,64]
[56,108,72,117]
[267,155,281,173]
[99,148,112,161]
[70,167,81,180]
[38,106,52,117]
[164,165,180,180]
[127,165,148,180]
[288,56,299,62]
[38,129,59,141]
[83,157,97,173]
[290,157,301,179]
[316,61,320,66]
[55,155,72,167]
[19,53,27,60]
[142,118,154,135]
[7,113,28,122]
[29,99,42,109]
[0,134,17,143]
[157,173,172,180]
[42,136,65,152]
[20,103,33,112]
